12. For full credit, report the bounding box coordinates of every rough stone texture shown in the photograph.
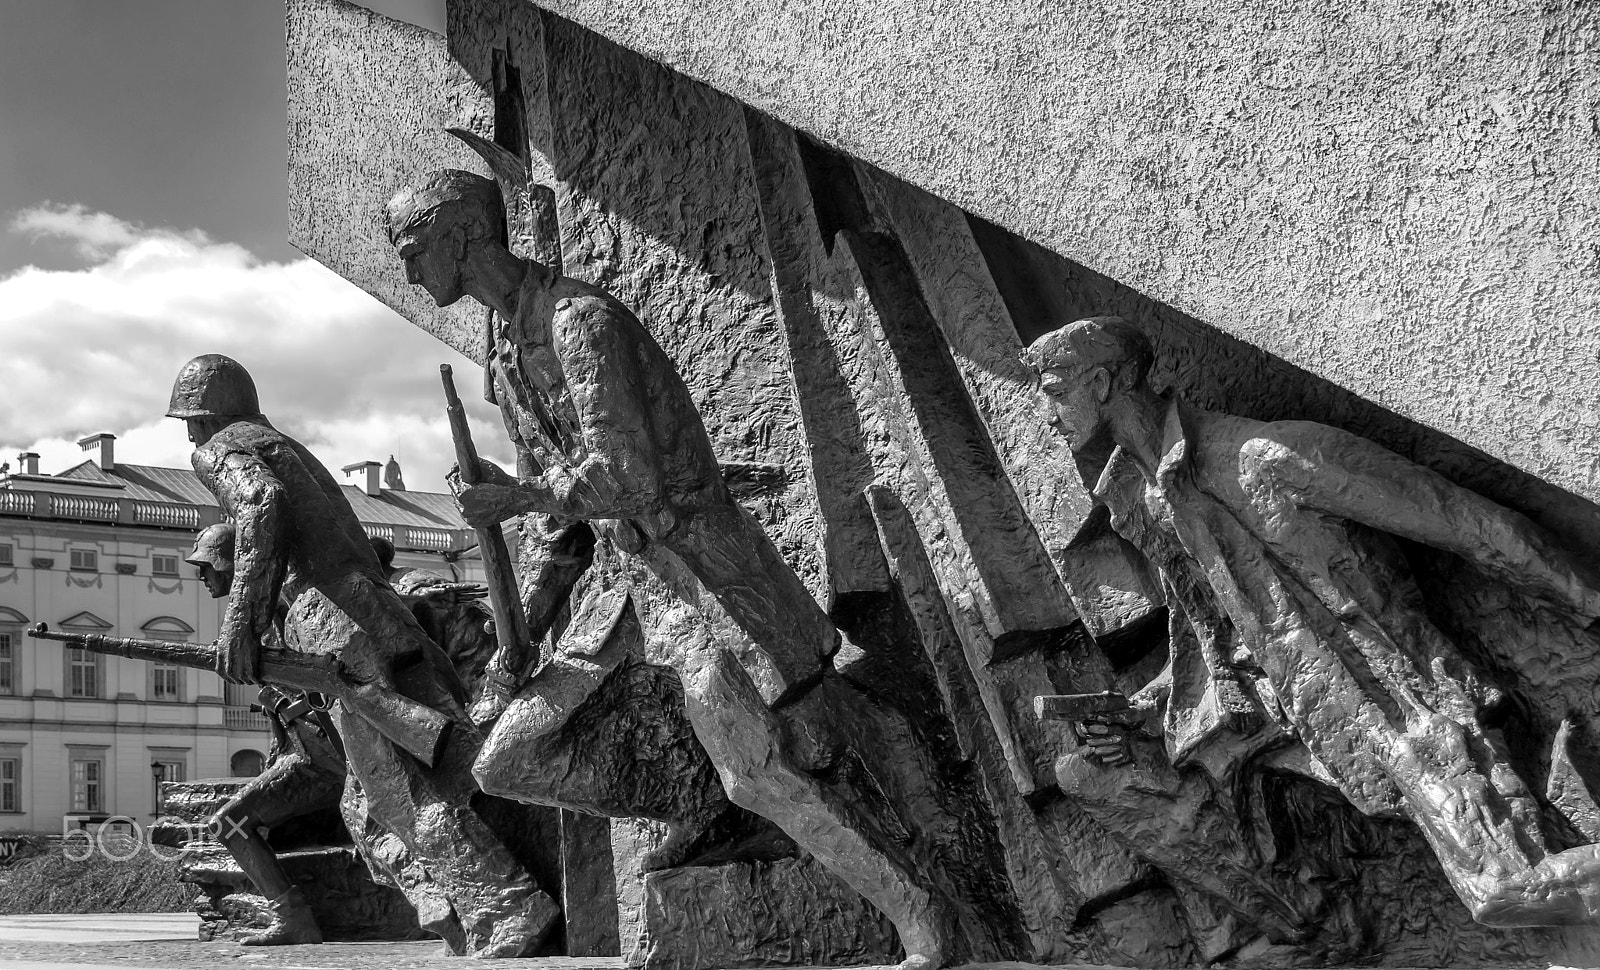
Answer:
[610,817,668,967]
[521,0,1600,507]
[634,857,898,970]
[290,3,1600,965]
[161,779,421,944]
[187,844,426,944]
[560,810,623,957]
[287,0,494,361]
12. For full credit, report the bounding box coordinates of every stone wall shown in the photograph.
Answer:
[517,0,1600,508]
[287,1,1600,965]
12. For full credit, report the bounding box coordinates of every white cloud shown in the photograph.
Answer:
[0,205,511,499]
[10,203,186,261]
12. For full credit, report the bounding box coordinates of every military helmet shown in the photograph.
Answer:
[185,523,236,574]
[167,354,260,420]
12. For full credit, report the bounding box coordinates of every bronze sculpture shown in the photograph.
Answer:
[1026,316,1600,928]
[188,523,343,946]
[166,354,561,957]
[387,153,1025,968]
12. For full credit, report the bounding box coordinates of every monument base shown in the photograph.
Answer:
[632,856,899,970]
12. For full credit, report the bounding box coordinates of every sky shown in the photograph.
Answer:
[0,0,517,493]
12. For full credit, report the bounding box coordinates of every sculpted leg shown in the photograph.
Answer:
[337,710,559,957]
[1385,713,1600,926]
[473,607,768,872]
[676,642,977,970]
[209,751,342,946]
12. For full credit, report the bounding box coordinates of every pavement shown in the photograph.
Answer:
[0,917,1591,970]
[0,914,627,970]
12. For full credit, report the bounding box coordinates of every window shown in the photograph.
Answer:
[69,547,97,572]
[152,663,181,702]
[70,757,102,812]
[0,543,12,566]
[67,648,99,698]
[0,633,11,695]
[0,758,17,812]
[151,554,179,577]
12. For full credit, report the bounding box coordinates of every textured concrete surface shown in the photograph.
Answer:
[292,3,1600,964]
[288,0,495,362]
[524,0,1600,507]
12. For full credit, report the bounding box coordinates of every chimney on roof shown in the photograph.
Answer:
[342,460,382,498]
[78,433,116,472]
[16,453,38,476]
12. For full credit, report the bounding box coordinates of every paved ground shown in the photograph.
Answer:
[0,916,1590,970]
[0,914,629,970]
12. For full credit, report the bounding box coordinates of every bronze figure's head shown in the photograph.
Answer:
[386,170,506,308]
[1024,316,1152,453]
[185,522,236,598]
[168,353,262,446]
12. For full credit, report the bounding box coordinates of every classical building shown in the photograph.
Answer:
[0,434,479,835]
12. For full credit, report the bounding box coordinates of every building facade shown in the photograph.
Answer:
[0,435,479,835]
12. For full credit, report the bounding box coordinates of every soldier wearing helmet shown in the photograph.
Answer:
[185,521,235,599]
[166,354,560,957]
[184,522,343,946]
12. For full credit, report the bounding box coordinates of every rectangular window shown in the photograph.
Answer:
[0,543,12,566]
[152,663,180,702]
[69,548,97,572]
[151,554,179,577]
[67,648,98,698]
[0,633,11,695]
[0,758,17,812]
[70,758,101,813]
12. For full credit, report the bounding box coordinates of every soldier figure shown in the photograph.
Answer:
[1026,316,1600,928]
[167,354,559,957]
[188,523,344,946]
[387,161,1025,968]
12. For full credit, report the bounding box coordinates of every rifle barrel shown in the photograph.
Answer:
[441,364,534,681]
[28,623,216,668]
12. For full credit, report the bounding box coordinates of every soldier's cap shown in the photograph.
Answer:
[385,170,502,241]
[167,354,261,420]
[185,522,235,574]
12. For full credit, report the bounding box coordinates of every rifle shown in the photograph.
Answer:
[441,363,534,723]
[1034,690,1134,723]
[28,623,449,767]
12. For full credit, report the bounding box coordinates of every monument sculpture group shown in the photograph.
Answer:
[63,1,1593,966]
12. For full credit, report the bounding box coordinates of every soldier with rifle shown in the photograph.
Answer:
[192,522,343,944]
[158,353,560,957]
[388,134,1029,969]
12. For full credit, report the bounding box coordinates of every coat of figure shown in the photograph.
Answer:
[384,146,1027,968]
[1026,316,1600,927]
[166,354,559,957]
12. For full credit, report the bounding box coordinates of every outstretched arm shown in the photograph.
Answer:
[194,448,288,682]
[1259,423,1600,620]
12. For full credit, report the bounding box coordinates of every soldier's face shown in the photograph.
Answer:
[393,220,465,307]
[196,562,230,599]
[1037,364,1108,453]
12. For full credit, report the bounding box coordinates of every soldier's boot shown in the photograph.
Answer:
[239,888,323,946]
